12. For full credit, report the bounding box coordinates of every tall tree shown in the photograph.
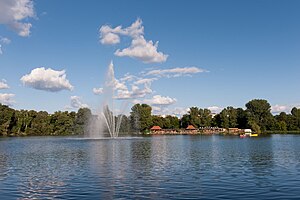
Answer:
[130,104,152,133]
[165,115,180,129]
[291,107,300,129]
[199,109,212,127]
[246,99,273,132]
[74,108,92,134]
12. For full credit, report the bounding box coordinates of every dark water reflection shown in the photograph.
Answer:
[0,135,300,199]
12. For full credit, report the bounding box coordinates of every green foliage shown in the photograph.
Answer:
[130,104,152,133]
[74,108,92,134]
[180,107,212,128]
[165,115,180,129]
[118,115,131,133]
[0,103,92,136]
[152,115,179,129]
[246,99,273,132]
[248,120,261,134]
[1,100,300,137]
[152,115,164,128]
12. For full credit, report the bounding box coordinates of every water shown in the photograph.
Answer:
[88,61,127,138]
[0,135,300,199]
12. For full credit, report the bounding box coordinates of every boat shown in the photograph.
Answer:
[250,133,258,137]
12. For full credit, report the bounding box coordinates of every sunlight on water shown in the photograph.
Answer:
[0,135,300,199]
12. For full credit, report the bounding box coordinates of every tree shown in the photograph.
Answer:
[50,111,75,135]
[189,107,200,127]
[291,107,300,129]
[199,109,212,127]
[152,115,164,128]
[165,115,180,129]
[246,99,273,132]
[219,107,238,128]
[29,111,52,135]
[180,114,190,128]
[130,104,152,133]
[74,108,92,134]
[0,104,16,136]
[236,108,248,129]
[118,115,130,134]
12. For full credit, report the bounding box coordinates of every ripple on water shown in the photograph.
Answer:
[0,135,300,199]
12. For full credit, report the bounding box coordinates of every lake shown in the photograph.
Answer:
[0,135,300,199]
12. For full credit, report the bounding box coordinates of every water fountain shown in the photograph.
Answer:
[87,61,126,138]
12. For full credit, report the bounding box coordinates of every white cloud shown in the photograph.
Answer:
[124,18,144,38]
[114,79,128,91]
[115,36,168,63]
[0,93,15,106]
[93,87,103,95]
[115,83,152,99]
[135,95,177,106]
[0,0,35,37]
[208,106,223,113]
[0,37,11,44]
[0,37,11,54]
[120,73,136,82]
[20,67,74,92]
[99,18,144,45]
[151,106,189,116]
[145,67,207,78]
[271,104,291,114]
[65,96,89,110]
[99,18,168,63]
[0,79,9,89]
[134,78,157,85]
[99,25,122,45]
[172,107,189,116]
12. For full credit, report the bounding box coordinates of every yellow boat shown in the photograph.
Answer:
[250,133,258,137]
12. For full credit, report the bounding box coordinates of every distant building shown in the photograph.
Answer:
[186,125,196,130]
[228,128,241,134]
[185,125,198,134]
[150,126,163,134]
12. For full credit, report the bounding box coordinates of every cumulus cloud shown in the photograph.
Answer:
[134,78,157,85]
[99,18,168,63]
[135,95,177,106]
[115,36,168,63]
[0,0,35,37]
[271,104,291,114]
[145,67,207,78]
[0,79,9,89]
[20,67,74,92]
[99,18,144,45]
[99,25,123,45]
[208,106,223,113]
[152,106,189,116]
[93,87,103,95]
[0,37,11,44]
[65,96,89,110]
[172,107,190,116]
[0,37,11,54]
[115,83,152,99]
[120,73,136,82]
[0,93,15,106]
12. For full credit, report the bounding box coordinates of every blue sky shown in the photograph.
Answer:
[0,0,299,115]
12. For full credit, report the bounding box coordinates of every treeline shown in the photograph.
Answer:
[126,99,300,134]
[0,104,92,136]
[1,99,300,136]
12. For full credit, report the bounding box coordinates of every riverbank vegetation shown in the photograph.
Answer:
[1,99,300,136]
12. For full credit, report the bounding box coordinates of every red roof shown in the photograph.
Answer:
[186,125,196,130]
[151,126,162,130]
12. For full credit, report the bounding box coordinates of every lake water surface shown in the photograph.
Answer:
[0,135,300,199]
